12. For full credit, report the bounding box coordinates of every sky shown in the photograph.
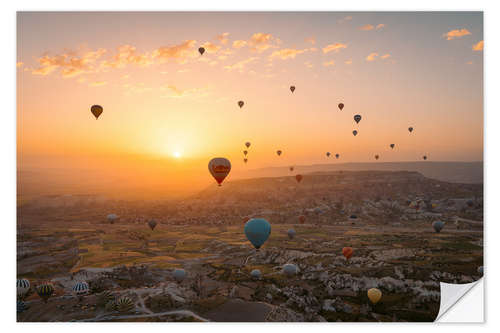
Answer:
[16,12,483,197]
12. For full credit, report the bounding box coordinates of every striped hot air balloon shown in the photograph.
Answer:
[72,281,90,299]
[36,283,54,303]
[17,278,30,299]
[116,296,134,313]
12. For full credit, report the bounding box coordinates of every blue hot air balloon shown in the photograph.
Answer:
[432,221,445,233]
[244,218,271,249]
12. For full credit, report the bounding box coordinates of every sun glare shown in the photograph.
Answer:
[173,151,181,158]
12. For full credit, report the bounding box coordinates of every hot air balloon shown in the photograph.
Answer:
[251,269,262,279]
[173,269,187,283]
[198,47,205,55]
[335,153,339,159]
[295,174,303,183]
[299,215,306,224]
[342,247,353,260]
[338,103,344,111]
[107,214,117,224]
[238,101,244,108]
[289,166,294,172]
[354,114,362,124]
[478,266,484,275]
[290,86,295,93]
[116,296,134,313]
[276,150,282,156]
[243,150,248,156]
[432,221,445,233]
[17,279,30,299]
[375,155,379,160]
[408,127,414,133]
[36,283,54,303]
[244,218,271,250]
[283,264,298,276]
[423,155,427,160]
[243,216,251,224]
[72,281,89,299]
[244,158,248,163]
[352,130,358,136]
[367,288,382,304]
[326,152,331,157]
[208,157,231,186]
[148,219,157,231]
[287,229,296,240]
[91,105,103,119]
[349,214,358,220]
[17,300,27,314]
[390,144,395,149]
[245,142,251,148]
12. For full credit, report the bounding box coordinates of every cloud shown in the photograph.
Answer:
[122,82,152,94]
[248,33,280,53]
[376,24,385,30]
[201,42,221,54]
[338,16,352,24]
[472,40,483,51]
[89,81,107,87]
[381,54,391,59]
[360,24,374,31]
[232,40,247,49]
[323,60,335,67]
[223,57,258,72]
[304,61,314,68]
[322,43,347,54]
[366,52,379,61]
[269,48,311,60]
[161,85,209,99]
[31,48,106,77]
[152,40,197,63]
[216,32,230,45]
[466,61,473,65]
[345,59,352,65]
[102,45,152,69]
[443,28,472,40]
[16,61,23,68]
[305,37,316,45]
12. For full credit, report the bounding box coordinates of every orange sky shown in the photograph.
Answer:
[17,12,483,197]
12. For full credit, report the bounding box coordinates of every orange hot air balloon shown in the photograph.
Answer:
[367,288,382,304]
[299,215,306,224]
[238,101,244,108]
[90,105,103,119]
[342,247,353,260]
[338,103,344,111]
[295,174,303,183]
[208,158,231,186]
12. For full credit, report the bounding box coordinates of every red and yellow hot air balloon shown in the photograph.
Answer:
[342,247,353,260]
[299,215,306,224]
[208,158,231,186]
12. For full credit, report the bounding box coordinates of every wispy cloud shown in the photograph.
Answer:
[152,40,197,64]
[89,81,107,87]
[322,43,347,54]
[232,40,247,49]
[323,60,335,67]
[305,37,316,45]
[345,59,352,65]
[380,54,391,59]
[32,48,106,77]
[224,57,258,72]
[269,48,312,60]
[338,16,352,24]
[376,24,385,30]
[366,52,379,62]
[443,28,471,40]
[161,85,209,99]
[216,32,230,45]
[102,45,152,69]
[359,24,374,31]
[472,40,483,51]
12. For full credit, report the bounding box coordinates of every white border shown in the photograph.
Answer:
[3,0,497,332]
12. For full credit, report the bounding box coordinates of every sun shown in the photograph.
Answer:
[173,151,181,158]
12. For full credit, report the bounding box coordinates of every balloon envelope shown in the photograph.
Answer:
[352,130,358,136]
[295,174,303,183]
[245,142,251,148]
[244,218,271,249]
[326,152,331,157]
[90,105,103,119]
[250,269,262,279]
[423,155,427,160]
[287,229,296,239]
[368,288,382,304]
[390,144,395,149]
[276,150,282,156]
[173,269,186,282]
[283,264,297,276]
[290,86,295,93]
[289,166,294,172]
[148,219,157,231]
[432,221,445,233]
[198,47,205,55]
[354,115,362,124]
[208,157,231,186]
[338,103,344,111]
[299,215,306,224]
[408,127,414,133]
[238,101,244,108]
[342,247,353,260]
[335,154,339,159]
[72,281,89,297]
[243,158,248,163]
[17,279,30,298]
[375,155,379,160]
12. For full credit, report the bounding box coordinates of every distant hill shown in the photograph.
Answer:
[238,162,483,184]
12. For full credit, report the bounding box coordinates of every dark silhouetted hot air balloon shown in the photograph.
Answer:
[423,155,427,160]
[390,144,395,149]
[243,150,248,156]
[276,150,282,156]
[352,130,358,136]
[295,174,303,183]
[408,127,414,133]
[245,142,251,148]
[208,157,231,186]
[375,155,379,160]
[432,221,445,233]
[326,152,331,157]
[244,218,271,250]
[290,86,295,93]
[335,153,339,159]
[287,229,296,240]
[244,158,248,163]
[91,105,103,119]
[148,219,157,231]
[238,101,244,108]
[198,47,205,55]
[338,103,344,111]
[289,166,294,172]
[354,114,362,124]
[342,247,353,260]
